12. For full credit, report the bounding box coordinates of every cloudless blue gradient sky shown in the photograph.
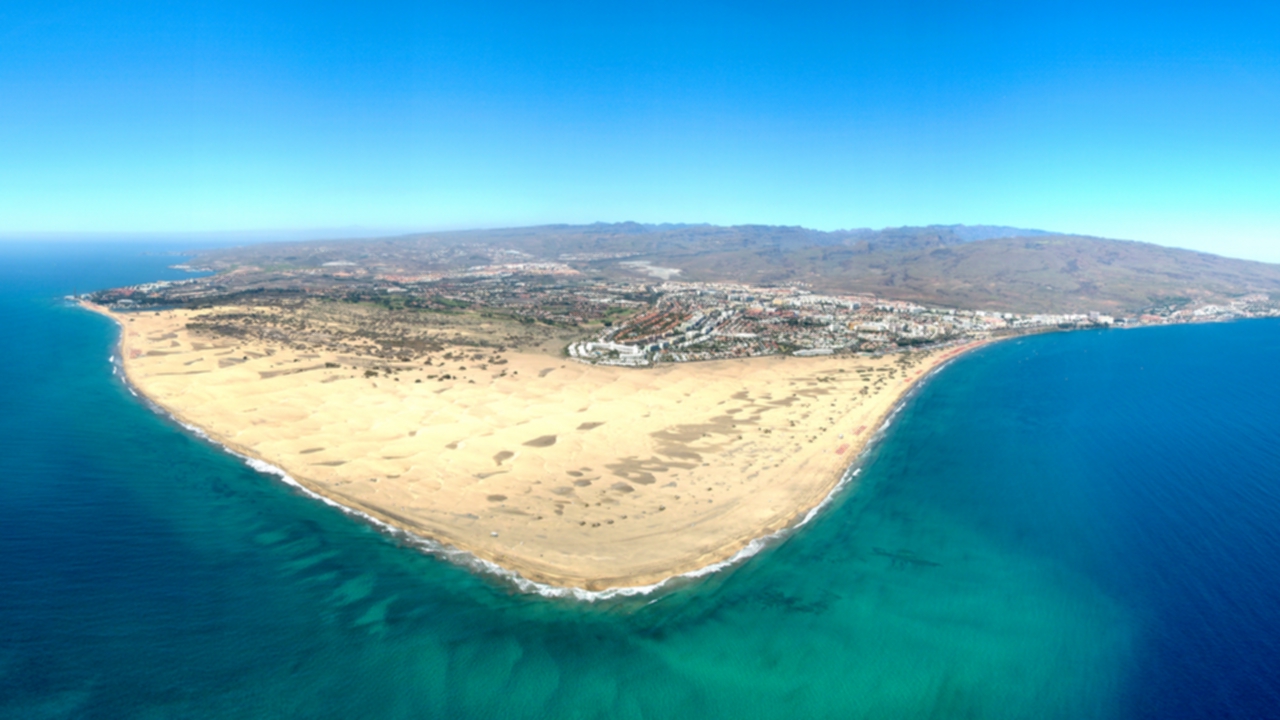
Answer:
[2,1,1278,260]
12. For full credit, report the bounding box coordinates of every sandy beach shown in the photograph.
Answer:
[86,302,982,591]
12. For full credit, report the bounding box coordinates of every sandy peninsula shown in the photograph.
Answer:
[87,302,982,592]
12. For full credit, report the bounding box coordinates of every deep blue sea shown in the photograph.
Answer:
[2,241,1279,719]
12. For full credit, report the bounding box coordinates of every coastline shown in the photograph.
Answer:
[82,300,988,598]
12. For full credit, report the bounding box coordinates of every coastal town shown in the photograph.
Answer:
[84,260,1279,369]
[567,282,1113,366]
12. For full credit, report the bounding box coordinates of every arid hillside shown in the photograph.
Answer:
[189,224,1280,314]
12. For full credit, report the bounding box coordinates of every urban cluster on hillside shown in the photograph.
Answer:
[568,282,1115,366]
[84,260,1280,368]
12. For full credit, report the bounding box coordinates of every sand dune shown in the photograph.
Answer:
[89,303,981,591]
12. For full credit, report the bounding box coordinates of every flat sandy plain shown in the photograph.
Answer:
[90,303,980,591]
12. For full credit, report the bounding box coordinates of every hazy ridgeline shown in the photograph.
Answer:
[192,223,1280,314]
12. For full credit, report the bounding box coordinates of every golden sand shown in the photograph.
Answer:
[88,303,981,591]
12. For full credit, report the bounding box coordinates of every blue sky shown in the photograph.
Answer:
[2,1,1278,261]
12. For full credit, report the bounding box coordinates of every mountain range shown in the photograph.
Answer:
[192,223,1280,314]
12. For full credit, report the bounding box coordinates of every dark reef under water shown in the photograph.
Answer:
[1,242,1278,719]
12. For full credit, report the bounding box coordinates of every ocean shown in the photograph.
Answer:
[2,241,1278,719]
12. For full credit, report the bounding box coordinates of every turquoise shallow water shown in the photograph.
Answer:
[2,242,1278,718]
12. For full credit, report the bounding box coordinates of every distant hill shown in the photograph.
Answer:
[672,234,1280,313]
[192,223,1280,314]
[195,223,1052,267]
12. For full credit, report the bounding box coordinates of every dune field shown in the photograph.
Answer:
[89,303,979,591]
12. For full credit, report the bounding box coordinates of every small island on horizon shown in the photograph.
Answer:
[79,223,1280,593]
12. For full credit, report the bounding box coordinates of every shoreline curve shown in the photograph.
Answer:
[81,300,986,599]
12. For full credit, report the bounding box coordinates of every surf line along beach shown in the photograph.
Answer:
[83,301,988,595]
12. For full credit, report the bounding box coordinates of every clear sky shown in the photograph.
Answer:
[2,1,1278,261]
